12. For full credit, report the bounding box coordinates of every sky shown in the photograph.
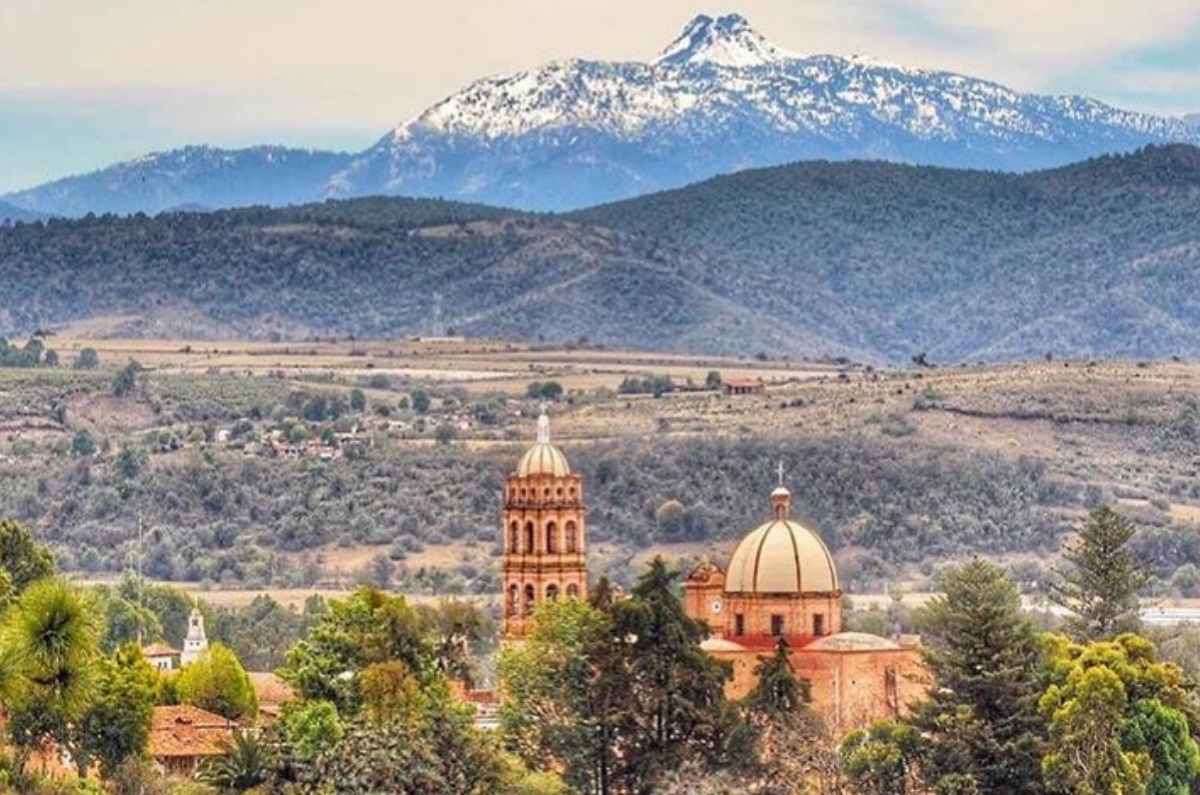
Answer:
[2,0,1199,194]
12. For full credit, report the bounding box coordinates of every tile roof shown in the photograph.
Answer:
[148,705,237,759]
[142,642,181,658]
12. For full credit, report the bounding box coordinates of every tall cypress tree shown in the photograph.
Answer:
[915,560,1046,795]
[1049,505,1146,640]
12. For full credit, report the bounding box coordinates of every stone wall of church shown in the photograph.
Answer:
[709,645,927,732]
[720,592,842,640]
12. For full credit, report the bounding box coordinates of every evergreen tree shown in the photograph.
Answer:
[914,560,1046,795]
[608,557,752,793]
[1050,506,1146,640]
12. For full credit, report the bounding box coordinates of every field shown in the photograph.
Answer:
[5,333,1200,605]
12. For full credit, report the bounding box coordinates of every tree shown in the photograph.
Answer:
[198,729,272,791]
[1050,506,1146,640]
[705,370,722,389]
[1040,633,1199,795]
[283,700,344,761]
[71,429,97,457]
[913,560,1047,795]
[607,557,751,793]
[0,518,55,601]
[411,389,431,414]
[75,347,100,369]
[840,720,924,795]
[350,388,367,412]
[176,643,258,721]
[279,587,434,714]
[71,644,157,777]
[112,359,141,397]
[114,445,147,479]
[2,579,101,772]
[43,349,59,367]
[435,423,458,445]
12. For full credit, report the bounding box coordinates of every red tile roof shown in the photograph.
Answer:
[142,642,181,658]
[148,706,236,759]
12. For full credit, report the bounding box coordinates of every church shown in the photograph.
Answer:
[500,412,927,730]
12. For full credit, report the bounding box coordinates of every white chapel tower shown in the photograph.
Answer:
[181,606,209,665]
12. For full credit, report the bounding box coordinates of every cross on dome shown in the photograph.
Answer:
[777,460,785,486]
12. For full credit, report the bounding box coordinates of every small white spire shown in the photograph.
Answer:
[777,460,785,487]
[536,407,551,444]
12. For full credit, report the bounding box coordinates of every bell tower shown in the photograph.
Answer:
[501,411,587,639]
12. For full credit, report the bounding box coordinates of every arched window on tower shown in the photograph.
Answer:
[524,522,535,554]
[509,521,519,553]
[565,521,578,553]
[524,584,536,616]
[507,585,518,617]
[546,584,559,602]
[546,522,558,554]
[566,583,579,599]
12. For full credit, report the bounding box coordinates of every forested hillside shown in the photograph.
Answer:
[3,146,1200,361]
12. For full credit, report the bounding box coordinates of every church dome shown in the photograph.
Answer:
[517,442,571,477]
[516,411,571,477]
[724,488,838,594]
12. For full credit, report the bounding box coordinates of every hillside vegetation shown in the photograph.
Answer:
[2,146,1200,361]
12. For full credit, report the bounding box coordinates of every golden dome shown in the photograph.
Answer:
[517,443,571,477]
[516,411,570,477]
[724,512,839,594]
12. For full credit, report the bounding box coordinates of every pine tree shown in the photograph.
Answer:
[914,559,1046,795]
[1050,505,1146,640]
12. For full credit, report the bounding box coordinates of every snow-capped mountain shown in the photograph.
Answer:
[7,14,1200,215]
[326,13,1200,209]
[5,145,350,217]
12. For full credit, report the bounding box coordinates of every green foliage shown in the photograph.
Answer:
[73,644,157,778]
[70,429,96,457]
[283,700,344,761]
[618,374,674,396]
[500,559,753,795]
[207,594,314,671]
[1051,506,1147,640]
[112,360,141,398]
[349,388,366,412]
[914,560,1047,795]
[411,389,431,414]
[176,643,258,721]
[1040,633,1199,795]
[0,518,55,602]
[1,579,102,764]
[279,587,434,714]
[197,729,271,792]
[840,721,923,795]
[744,638,810,720]
[525,381,563,401]
[0,337,53,369]
[74,348,99,370]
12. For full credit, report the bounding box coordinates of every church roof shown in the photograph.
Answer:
[724,490,839,594]
[516,411,571,476]
[517,442,571,477]
[805,632,901,652]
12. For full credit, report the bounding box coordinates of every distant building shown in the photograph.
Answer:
[722,377,765,395]
[247,672,297,724]
[181,607,208,665]
[142,641,181,672]
[148,705,236,777]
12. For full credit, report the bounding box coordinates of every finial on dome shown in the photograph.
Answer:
[536,407,550,444]
[771,465,791,520]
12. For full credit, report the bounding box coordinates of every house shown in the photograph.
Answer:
[142,641,182,672]
[148,705,236,777]
[722,377,765,395]
[247,672,297,723]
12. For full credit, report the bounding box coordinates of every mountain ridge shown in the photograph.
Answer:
[6,14,1199,215]
[3,145,1200,363]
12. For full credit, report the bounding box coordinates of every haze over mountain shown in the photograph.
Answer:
[3,145,1199,363]
[0,200,49,224]
[5,14,1199,216]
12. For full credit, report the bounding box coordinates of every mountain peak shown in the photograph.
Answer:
[655,13,793,67]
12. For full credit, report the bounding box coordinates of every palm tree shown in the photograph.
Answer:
[0,578,100,768]
[197,729,271,791]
